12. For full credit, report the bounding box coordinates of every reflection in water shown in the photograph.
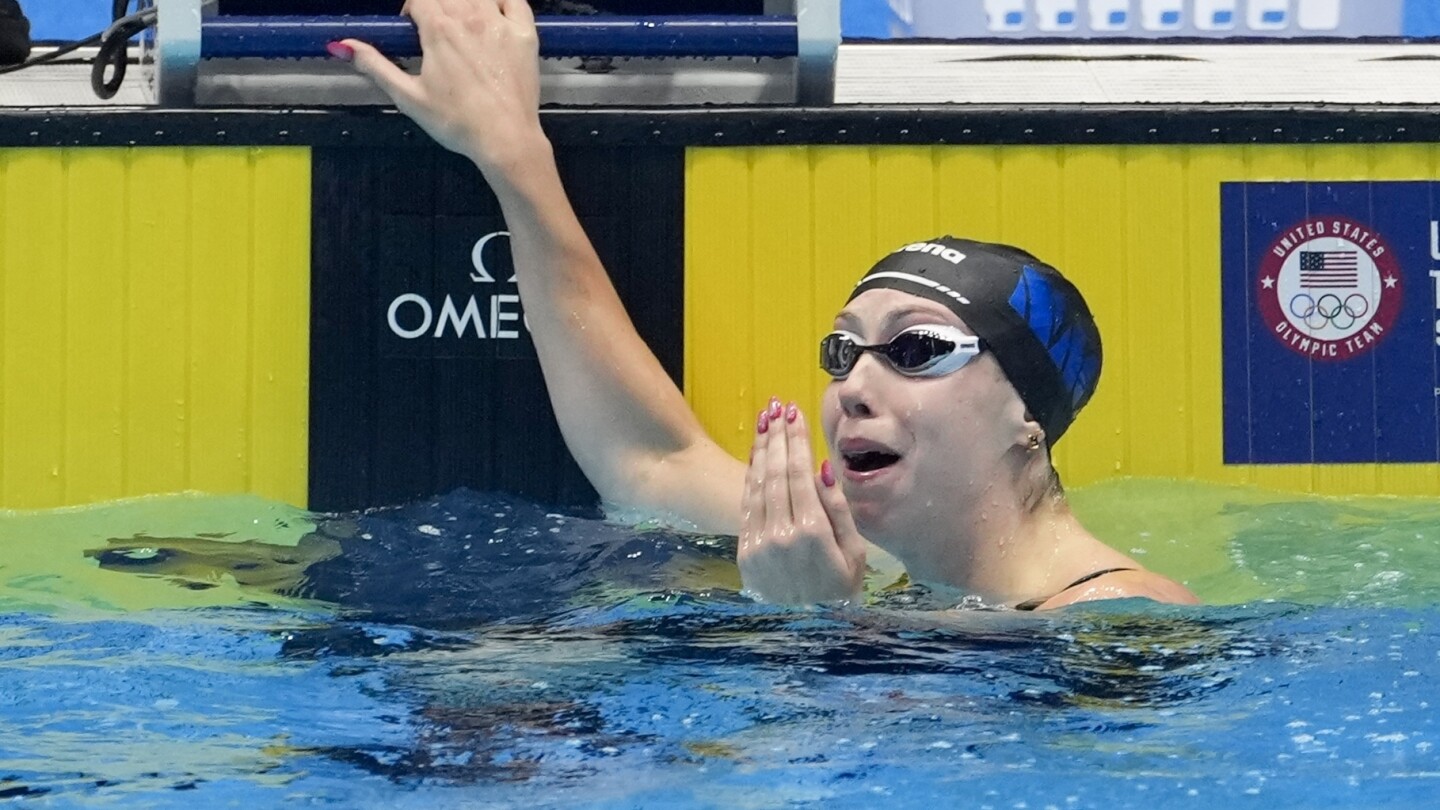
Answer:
[63,486,1430,797]
[86,490,739,628]
[86,532,341,592]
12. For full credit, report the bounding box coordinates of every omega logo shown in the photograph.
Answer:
[386,231,527,340]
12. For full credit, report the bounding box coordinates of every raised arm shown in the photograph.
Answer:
[338,0,744,532]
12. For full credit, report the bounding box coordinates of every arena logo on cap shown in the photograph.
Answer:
[898,242,967,265]
[1256,216,1402,361]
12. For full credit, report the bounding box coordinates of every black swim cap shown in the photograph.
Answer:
[846,236,1103,445]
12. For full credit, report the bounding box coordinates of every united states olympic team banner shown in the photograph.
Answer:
[1222,181,1440,465]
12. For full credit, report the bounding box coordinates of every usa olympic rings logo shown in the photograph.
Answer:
[1288,292,1369,331]
[1256,216,1402,363]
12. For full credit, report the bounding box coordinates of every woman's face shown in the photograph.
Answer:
[820,289,1033,550]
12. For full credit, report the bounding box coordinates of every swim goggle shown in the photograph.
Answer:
[819,324,987,379]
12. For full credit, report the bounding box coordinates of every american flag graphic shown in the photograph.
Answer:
[1299,250,1359,288]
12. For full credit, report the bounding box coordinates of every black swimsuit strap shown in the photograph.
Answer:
[1013,567,1138,611]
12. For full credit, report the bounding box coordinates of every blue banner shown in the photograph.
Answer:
[1222,181,1440,465]
[837,0,1440,40]
[22,2,107,42]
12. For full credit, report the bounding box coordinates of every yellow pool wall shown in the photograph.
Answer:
[2,141,1437,509]
[0,147,310,510]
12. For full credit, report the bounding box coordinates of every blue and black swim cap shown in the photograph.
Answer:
[846,236,1103,446]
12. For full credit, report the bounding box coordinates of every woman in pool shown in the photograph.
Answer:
[333,0,1198,610]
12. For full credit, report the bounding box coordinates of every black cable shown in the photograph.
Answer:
[0,31,105,76]
[91,4,159,100]
[0,2,157,101]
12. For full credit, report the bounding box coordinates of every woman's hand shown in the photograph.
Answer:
[738,399,867,604]
[337,0,544,173]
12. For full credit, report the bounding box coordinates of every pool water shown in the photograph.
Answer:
[1,479,1437,807]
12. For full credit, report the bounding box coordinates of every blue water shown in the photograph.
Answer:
[2,484,1438,806]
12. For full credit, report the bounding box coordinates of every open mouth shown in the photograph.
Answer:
[843,450,902,473]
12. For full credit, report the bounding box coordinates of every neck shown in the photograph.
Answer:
[889,481,1117,604]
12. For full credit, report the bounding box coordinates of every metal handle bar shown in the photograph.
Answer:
[201,15,800,60]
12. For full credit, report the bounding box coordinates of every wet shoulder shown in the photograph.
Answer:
[1033,569,1201,611]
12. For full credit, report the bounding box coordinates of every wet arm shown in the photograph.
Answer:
[482,144,745,532]
[342,0,744,532]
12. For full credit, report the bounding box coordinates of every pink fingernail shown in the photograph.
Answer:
[768,399,782,419]
[821,460,835,487]
[785,403,798,423]
[326,41,354,61]
[758,412,769,434]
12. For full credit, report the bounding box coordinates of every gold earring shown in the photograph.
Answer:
[1028,433,1042,451]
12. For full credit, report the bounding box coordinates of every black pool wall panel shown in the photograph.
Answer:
[309,145,684,512]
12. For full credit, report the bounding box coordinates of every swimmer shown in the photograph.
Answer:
[334,0,1199,610]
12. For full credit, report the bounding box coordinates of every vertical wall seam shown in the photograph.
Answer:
[1118,145,1131,477]
[1180,148,1195,478]
[868,145,878,260]
[183,148,194,487]
[929,145,941,237]
[58,148,70,504]
[746,147,757,412]
[245,148,257,493]
[808,146,820,422]
[119,149,131,495]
